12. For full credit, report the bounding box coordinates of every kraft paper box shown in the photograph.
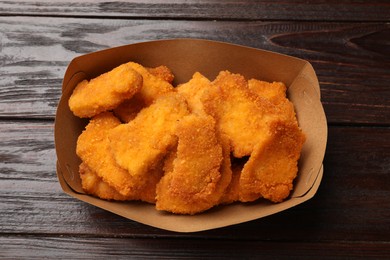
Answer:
[54,39,327,232]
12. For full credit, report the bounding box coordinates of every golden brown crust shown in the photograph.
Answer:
[239,120,306,203]
[219,159,245,205]
[147,65,175,84]
[71,62,306,211]
[156,114,228,215]
[76,112,140,198]
[69,64,142,118]
[114,64,176,123]
[176,72,212,115]
[79,162,129,201]
[112,95,146,123]
[125,62,175,105]
[108,93,189,178]
[201,71,281,158]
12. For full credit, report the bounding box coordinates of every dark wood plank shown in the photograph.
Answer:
[0,17,389,124]
[1,121,389,242]
[0,0,389,22]
[2,236,390,259]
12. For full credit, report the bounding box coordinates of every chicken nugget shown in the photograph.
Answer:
[69,64,142,118]
[239,120,305,203]
[248,79,287,104]
[248,79,296,121]
[147,65,175,84]
[176,72,212,115]
[76,112,141,198]
[125,62,175,105]
[156,114,231,215]
[202,71,281,158]
[162,147,177,174]
[112,95,145,123]
[79,162,129,201]
[219,158,246,205]
[109,93,189,179]
[137,161,165,203]
[216,133,234,204]
[114,64,176,123]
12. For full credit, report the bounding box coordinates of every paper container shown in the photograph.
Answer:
[55,39,327,232]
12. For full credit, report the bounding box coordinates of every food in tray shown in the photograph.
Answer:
[68,61,305,215]
[156,114,232,214]
[68,63,142,118]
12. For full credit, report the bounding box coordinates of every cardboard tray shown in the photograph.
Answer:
[54,38,327,232]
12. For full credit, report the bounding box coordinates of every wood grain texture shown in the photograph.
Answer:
[1,121,389,243]
[0,0,389,22]
[1,1,389,258]
[0,17,389,124]
[1,236,390,259]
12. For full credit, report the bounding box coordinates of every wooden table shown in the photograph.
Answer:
[1,1,389,258]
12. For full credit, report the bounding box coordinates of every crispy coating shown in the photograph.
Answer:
[248,79,287,104]
[219,158,245,205]
[109,93,189,179]
[147,65,175,84]
[156,114,230,215]
[69,64,142,118]
[114,65,176,123]
[248,79,296,121]
[79,162,129,201]
[77,112,162,203]
[112,95,146,123]
[137,161,165,203]
[71,62,307,211]
[216,133,234,204]
[239,120,306,203]
[176,72,212,115]
[202,71,281,158]
[125,62,175,105]
[76,112,141,199]
[162,147,177,174]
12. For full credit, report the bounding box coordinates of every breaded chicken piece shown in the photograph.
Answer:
[137,161,165,203]
[109,93,189,179]
[69,64,142,118]
[76,112,141,199]
[147,65,175,84]
[201,71,281,158]
[239,120,305,203]
[216,133,234,204]
[248,79,296,122]
[219,158,246,205]
[112,94,147,123]
[125,62,175,105]
[176,72,212,115]
[113,63,175,123]
[248,79,287,104]
[156,114,231,215]
[162,147,177,174]
[79,162,129,201]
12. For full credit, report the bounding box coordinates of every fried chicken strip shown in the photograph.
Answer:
[219,158,246,205]
[248,79,296,121]
[201,71,282,158]
[112,94,146,123]
[109,93,189,179]
[239,120,305,203]
[76,112,142,199]
[156,114,231,215]
[79,162,129,201]
[176,72,212,115]
[248,79,287,104]
[113,64,176,123]
[69,64,142,118]
[146,65,175,84]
